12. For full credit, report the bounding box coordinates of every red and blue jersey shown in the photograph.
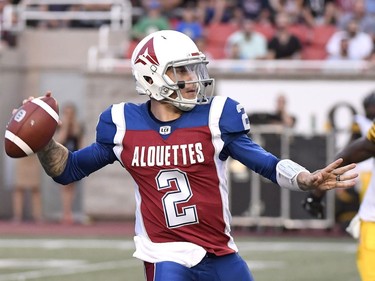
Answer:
[54,96,279,258]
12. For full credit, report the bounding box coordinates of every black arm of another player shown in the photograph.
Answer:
[302,136,375,218]
[337,136,375,165]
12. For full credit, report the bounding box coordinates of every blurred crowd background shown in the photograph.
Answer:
[1,0,375,61]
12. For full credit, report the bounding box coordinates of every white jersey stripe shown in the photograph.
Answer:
[111,103,126,166]
[208,96,238,253]
[134,182,148,240]
[5,130,34,155]
[31,98,59,123]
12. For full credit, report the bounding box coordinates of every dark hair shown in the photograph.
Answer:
[363,91,375,109]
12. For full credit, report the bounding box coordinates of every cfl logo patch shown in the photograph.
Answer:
[159,126,171,135]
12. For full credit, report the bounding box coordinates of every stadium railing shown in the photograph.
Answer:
[2,0,132,32]
[86,56,375,75]
[229,125,336,230]
[2,0,134,63]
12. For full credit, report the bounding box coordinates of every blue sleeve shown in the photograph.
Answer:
[219,97,250,145]
[53,142,117,185]
[53,106,118,185]
[222,134,279,183]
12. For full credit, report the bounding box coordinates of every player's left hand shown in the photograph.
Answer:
[297,158,357,192]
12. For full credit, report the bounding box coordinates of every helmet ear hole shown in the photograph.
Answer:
[144,76,153,85]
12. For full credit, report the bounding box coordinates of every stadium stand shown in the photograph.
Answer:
[287,24,311,46]
[302,24,337,60]
[204,22,239,59]
[253,22,275,40]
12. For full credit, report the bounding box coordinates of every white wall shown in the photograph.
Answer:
[218,79,374,148]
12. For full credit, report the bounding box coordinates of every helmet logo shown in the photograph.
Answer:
[134,38,160,66]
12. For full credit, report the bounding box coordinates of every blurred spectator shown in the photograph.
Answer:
[327,36,350,60]
[337,0,375,40]
[56,103,84,224]
[271,94,296,128]
[237,0,274,23]
[175,5,203,41]
[266,12,302,59]
[0,0,7,49]
[272,0,337,27]
[228,5,246,25]
[326,19,373,60]
[0,0,17,48]
[247,94,296,127]
[339,0,375,61]
[301,0,338,27]
[12,155,43,224]
[335,0,356,15]
[269,0,304,24]
[132,1,170,40]
[196,0,235,25]
[225,18,267,59]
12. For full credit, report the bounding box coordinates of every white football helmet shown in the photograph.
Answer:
[131,30,215,111]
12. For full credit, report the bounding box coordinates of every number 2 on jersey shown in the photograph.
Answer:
[156,169,199,228]
[237,104,250,131]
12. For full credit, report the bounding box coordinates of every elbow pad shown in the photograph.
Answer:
[276,159,309,191]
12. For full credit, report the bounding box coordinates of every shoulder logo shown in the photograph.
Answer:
[134,38,160,66]
[159,126,171,135]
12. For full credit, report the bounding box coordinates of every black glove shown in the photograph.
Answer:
[302,193,325,219]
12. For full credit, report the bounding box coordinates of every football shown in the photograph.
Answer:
[4,95,59,158]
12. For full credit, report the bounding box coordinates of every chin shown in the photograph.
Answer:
[173,102,196,112]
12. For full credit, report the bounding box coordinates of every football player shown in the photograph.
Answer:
[304,113,375,281]
[33,30,357,281]
[339,123,375,281]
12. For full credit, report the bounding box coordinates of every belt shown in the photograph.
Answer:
[205,252,218,258]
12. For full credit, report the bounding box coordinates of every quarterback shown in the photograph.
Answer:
[32,30,357,281]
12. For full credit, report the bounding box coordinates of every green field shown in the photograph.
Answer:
[0,236,359,281]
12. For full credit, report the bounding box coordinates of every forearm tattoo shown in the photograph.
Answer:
[37,139,69,177]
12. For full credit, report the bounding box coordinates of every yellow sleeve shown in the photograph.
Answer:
[366,123,375,143]
[351,122,361,134]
